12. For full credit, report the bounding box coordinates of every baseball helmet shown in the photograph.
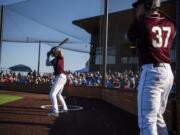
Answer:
[132,0,160,10]
[50,47,63,57]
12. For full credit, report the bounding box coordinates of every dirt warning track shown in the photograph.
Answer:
[0,90,139,135]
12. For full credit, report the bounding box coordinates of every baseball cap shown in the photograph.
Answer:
[132,0,145,8]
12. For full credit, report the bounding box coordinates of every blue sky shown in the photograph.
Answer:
[2,42,90,73]
[1,0,134,73]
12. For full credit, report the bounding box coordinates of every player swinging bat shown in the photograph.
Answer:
[48,38,69,54]
[46,38,69,117]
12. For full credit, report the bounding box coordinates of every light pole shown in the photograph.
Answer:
[37,41,41,75]
[0,6,4,70]
[102,0,109,87]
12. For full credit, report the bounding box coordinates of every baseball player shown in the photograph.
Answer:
[127,0,176,135]
[46,47,68,117]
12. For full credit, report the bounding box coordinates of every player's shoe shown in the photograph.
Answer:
[48,112,59,117]
[59,109,68,113]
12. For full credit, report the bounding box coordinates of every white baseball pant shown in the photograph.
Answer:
[138,63,174,135]
[49,73,68,113]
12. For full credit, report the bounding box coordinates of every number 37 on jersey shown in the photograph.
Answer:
[152,26,173,48]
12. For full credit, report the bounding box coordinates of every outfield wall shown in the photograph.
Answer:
[0,82,50,94]
[0,82,177,133]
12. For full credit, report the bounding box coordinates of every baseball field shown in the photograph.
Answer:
[0,90,139,135]
[0,94,23,105]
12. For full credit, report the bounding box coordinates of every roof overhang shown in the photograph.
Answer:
[73,0,176,35]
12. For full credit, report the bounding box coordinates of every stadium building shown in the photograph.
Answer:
[73,0,176,72]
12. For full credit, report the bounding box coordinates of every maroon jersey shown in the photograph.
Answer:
[51,56,64,75]
[127,14,176,65]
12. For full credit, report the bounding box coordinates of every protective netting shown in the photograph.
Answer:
[2,0,105,53]
[0,0,176,90]
[2,0,133,53]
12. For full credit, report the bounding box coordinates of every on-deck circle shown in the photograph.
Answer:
[40,105,83,111]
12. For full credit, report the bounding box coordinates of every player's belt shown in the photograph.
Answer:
[153,63,165,68]
[141,63,168,71]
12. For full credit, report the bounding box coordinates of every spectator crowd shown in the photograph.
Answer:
[0,69,140,89]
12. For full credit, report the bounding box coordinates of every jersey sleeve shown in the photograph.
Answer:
[46,57,54,66]
[127,19,142,42]
[172,23,176,39]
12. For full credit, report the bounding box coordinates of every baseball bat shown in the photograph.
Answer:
[54,38,69,48]
[48,38,69,55]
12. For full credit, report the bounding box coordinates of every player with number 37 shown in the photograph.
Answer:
[126,0,176,135]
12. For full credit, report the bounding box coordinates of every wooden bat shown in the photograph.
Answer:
[48,38,69,55]
[54,38,69,49]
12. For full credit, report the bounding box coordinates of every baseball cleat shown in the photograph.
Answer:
[59,109,68,113]
[48,112,59,117]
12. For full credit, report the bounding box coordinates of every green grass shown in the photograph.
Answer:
[0,94,23,105]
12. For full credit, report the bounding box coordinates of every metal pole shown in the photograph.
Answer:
[102,0,109,87]
[0,6,4,70]
[176,0,180,134]
[37,42,41,75]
